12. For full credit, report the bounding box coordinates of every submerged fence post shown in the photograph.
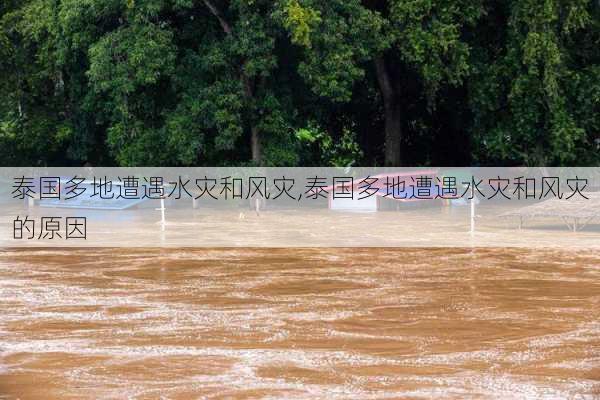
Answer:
[158,197,166,232]
[470,192,476,235]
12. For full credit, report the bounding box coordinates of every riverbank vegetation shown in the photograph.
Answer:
[1,0,598,166]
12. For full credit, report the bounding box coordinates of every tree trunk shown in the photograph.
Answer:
[383,99,402,167]
[241,74,262,164]
[251,125,261,164]
[203,0,262,164]
[374,56,402,167]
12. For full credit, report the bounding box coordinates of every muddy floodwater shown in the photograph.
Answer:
[0,248,599,399]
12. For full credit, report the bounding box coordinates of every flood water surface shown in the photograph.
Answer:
[0,248,599,399]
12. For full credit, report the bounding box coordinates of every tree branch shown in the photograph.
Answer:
[203,0,232,35]
[374,55,395,102]
[202,0,261,163]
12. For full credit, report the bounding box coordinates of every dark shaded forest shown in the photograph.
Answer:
[1,0,599,167]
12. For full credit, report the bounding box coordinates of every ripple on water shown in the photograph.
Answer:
[0,248,599,399]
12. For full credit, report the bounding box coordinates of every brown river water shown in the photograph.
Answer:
[0,248,599,399]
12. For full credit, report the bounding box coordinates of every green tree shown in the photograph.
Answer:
[281,0,483,166]
[470,0,600,165]
[1,0,598,167]
[0,0,74,165]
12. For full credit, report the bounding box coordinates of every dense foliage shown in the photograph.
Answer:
[1,0,598,166]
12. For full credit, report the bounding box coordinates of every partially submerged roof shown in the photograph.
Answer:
[501,192,600,220]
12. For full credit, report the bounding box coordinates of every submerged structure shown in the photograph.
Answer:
[502,192,600,232]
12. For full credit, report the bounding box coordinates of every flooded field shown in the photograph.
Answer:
[0,248,599,399]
